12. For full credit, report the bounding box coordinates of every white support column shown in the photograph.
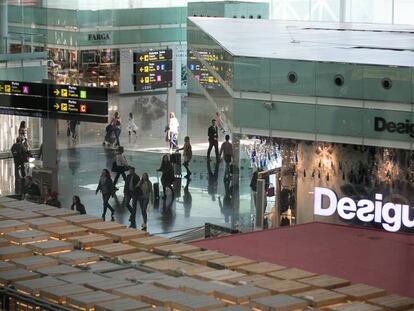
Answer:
[41,118,58,192]
[0,0,8,54]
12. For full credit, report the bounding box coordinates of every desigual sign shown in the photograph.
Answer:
[88,33,111,41]
[374,117,414,138]
[314,187,414,232]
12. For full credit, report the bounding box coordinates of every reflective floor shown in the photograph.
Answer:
[0,93,260,237]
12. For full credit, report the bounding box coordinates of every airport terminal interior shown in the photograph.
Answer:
[0,0,413,310]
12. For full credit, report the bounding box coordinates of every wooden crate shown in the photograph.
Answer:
[181,250,228,266]
[129,235,176,251]
[66,291,121,311]
[213,285,271,304]
[45,225,89,239]
[40,283,93,304]
[194,269,247,282]
[35,264,82,276]
[91,243,138,258]
[294,288,348,307]
[14,276,68,296]
[84,278,135,293]
[5,229,50,245]
[267,268,317,280]
[251,294,309,311]
[104,228,148,242]
[28,240,73,255]
[82,222,125,234]
[59,214,103,225]
[95,298,150,311]
[0,219,29,234]
[53,250,100,265]
[23,217,68,230]
[0,245,33,260]
[57,271,110,285]
[153,243,201,256]
[117,251,163,264]
[298,274,350,289]
[334,283,387,300]
[208,256,256,270]
[254,278,312,295]
[11,255,58,270]
[0,260,17,271]
[0,268,39,286]
[236,262,286,275]
[328,302,383,311]
[37,208,79,217]
[169,292,227,311]
[368,294,414,310]
[67,234,113,249]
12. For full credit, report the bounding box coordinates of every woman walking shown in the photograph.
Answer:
[136,172,153,230]
[157,154,175,199]
[110,112,122,147]
[127,112,138,143]
[179,136,192,179]
[113,146,129,190]
[95,169,115,221]
[71,195,86,215]
[168,112,179,152]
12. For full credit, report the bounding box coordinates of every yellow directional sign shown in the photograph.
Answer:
[140,78,144,83]
[61,103,68,111]
[5,85,10,93]
[54,89,60,96]
[61,89,68,97]
[54,103,60,110]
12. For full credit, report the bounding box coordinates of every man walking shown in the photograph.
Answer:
[207,119,219,161]
[220,134,233,181]
[123,167,140,225]
[11,138,28,194]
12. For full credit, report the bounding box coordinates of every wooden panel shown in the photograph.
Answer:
[141,289,192,307]
[0,219,29,234]
[87,261,124,273]
[91,243,138,258]
[104,228,148,242]
[15,276,68,296]
[143,259,213,277]
[368,294,414,310]
[298,274,350,289]
[35,264,82,276]
[0,260,17,271]
[181,250,228,266]
[117,251,163,264]
[103,268,150,281]
[153,243,201,256]
[85,278,135,292]
[14,204,57,212]
[5,229,50,245]
[37,208,79,217]
[194,269,247,282]
[267,268,317,280]
[208,256,256,269]
[129,235,176,251]
[294,288,348,307]
[45,225,89,239]
[254,278,312,295]
[223,274,274,286]
[28,240,73,255]
[334,283,387,300]
[251,294,309,311]
[82,222,125,234]
[236,262,286,275]
[40,283,94,304]
[95,298,150,311]
[214,285,271,304]
[60,214,103,225]
[0,245,33,260]
[66,290,120,311]
[23,217,67,230]
[169,292,227,311]
[12,255,58,270]
[213,306,251,311]
[67,234,113,249]
[0,268,39,285]
[328,302,383,311]
[57,271,110,285]
[53,250,100,265]
[112,284,161,300]
[1,210,42,220]
[179,277,234,296]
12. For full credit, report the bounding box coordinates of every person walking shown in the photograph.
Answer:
[157,154,175,199]
[178,136,192,179]
[18,121,29,148]
[96,169,115,221]
[113,146,129,190]
[127,112,138,143]
[71,195,86,215]
[215,111,225,134]
[168,112,179,152]
[69,120,79,140]
[136,172,153,231]
[124,167,140,223]
[220,134,233,181]
[11,137,28,180]
[207,119,219,161]
[110,112,122,146]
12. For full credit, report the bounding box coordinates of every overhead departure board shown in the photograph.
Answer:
[133,49,173,91]
[0,80,108,123]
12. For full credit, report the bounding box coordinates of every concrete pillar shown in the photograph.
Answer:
[167,47,177,119]
[0,0,8,54]
[232,133,241,229]
[41,118,58,192]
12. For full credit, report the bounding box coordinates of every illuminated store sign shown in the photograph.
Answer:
[88,33,111,41]
[314,187,414,232]
[374,117,414,138]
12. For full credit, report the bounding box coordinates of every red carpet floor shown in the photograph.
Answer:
[192,222,414,298]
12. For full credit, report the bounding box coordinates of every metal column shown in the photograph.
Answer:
[0,0,8,54]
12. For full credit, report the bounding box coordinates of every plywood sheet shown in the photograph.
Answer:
[103,268,150,281]
[45,225,89,239]
[236,262,286,275]
[12,255,58,270]
[5,229,50,245]
[28,240,73,255]
[298,274,350,289]
[208,256,256,270]
[85,278,134,292]
[170,292,227,311]
[57,271,110,285]
[60,214,103,225]
[251,294,309,311]
[15,276,68,296]
[0,260,17,271]
[153,243,201,256]
[195,269,247,282]
[36,264,82,276]
[117,251,163,264]
[95,298,150,311]
[82,222,125,234]
[53,250,100,265]
[66,290,120,311]
[294,288,348,307]
[40,283,93,304]
[37,208,79,217]
[328,302,383,311]
[214,285,271,304]
[67,234,113,249]
[0,219,29,234]
[267,268,317,280]
[1,210,42,220]
[0,245,33,260]
[112,284,161,300]
[104,228,148,242]
[87,261,124,273]
[129,235,176,251]
[0,268,39,285]
[23,217,67,230]
[334,283,387,300]
[368,294,414,310]
[254,278,312,295]
[91,243,138,258]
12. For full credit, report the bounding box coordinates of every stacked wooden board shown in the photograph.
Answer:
[0,196,413,311]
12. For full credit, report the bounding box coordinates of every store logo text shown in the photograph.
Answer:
[374,117,414,138]
[88,33,111,41]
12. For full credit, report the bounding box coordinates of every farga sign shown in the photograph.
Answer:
[314,187,414,232]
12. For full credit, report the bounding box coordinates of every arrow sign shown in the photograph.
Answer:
[140,67,144,72]
[140,78,144,83]
[140,56,144,61]
[54,89,60,96]
[54,103,60,110]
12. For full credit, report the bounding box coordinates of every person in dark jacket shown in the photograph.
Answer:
[11,137,27,180]
[96,169,115,221]
[71,195,86,215]
[123,166,140,223]
[157,154,174,200]
[207,119,219,161]
[136,172,153,230]
[23,176,41,201]
[46,191,62,208]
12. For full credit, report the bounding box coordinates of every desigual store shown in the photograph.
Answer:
[187,17,414,233]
